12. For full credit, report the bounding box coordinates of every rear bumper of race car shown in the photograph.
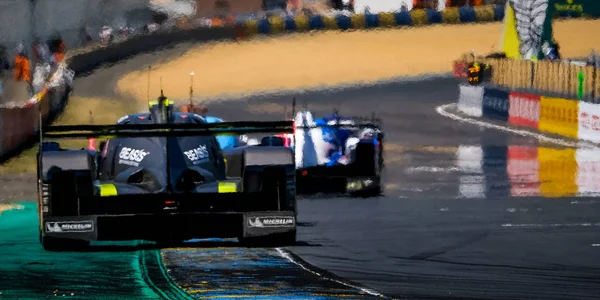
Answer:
[41,210,296,242]
[41,191,296,242]
[296,164,381,194]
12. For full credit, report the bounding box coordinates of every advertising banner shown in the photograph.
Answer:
[539,96,578,138]
[482,87,510,122]
[575,148,600,196]
[501,0,555,60]
[538,147,577,198]
[507,146,540,197]
[457,85,484,117]
[453,61,467,78]
[508,92,540,128]
[554,0,600,17]
[577,101,600,143]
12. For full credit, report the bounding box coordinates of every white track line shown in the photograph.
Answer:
[502,223,600,228]
[436,103,592,148]
[275,248,386,298]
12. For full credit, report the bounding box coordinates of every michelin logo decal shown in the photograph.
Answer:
[46,221,94,233]
[248,216,295,228]
[118,147,149,167]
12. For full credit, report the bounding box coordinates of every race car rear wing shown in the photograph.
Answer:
[39,121,296,198]
[288,97,382,131]
[40,121,295,140]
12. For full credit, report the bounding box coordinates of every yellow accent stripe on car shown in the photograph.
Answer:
[98,183,118,197]
[148,99,174,107]
[218,182,237,193]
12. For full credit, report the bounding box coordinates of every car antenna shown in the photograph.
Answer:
[146,65,152,108]
[88,110,96,150]
[38,96,43,155]
[292,97,296,118]
[159,76,166,115]
[189,71,194,106]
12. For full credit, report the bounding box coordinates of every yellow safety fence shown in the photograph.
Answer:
[539,96,579,138]
[456,56,599,101]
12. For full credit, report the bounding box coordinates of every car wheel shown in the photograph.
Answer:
[41,236,90,252]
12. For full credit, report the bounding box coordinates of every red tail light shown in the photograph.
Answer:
[88,138,96,151]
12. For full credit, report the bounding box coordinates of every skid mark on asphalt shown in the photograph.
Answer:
[161,246,386,299]
[406,230,490,261]
[502,223,600,228]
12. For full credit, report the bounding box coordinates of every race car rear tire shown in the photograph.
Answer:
[41,235,90,252]
[239,230,296,247]
[349,181,382,198]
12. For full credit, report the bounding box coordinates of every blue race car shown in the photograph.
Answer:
[280,110,385,196]
[202,109,384,196]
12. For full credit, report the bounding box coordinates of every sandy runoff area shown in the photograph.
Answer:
[116,19,600,102]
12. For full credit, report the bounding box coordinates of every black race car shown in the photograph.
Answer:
[37,96,297,251]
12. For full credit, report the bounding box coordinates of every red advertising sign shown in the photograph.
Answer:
[507,146,540,197]
[453,61,467,78]
[508,92,540,128]
[578,102,600,143]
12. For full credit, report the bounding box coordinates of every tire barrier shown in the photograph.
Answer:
[456,84,600,145]
[238,5,505,37]
[453,57,600,103]
[0,26,236,162]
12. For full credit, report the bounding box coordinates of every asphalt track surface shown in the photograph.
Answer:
[2,44,600,299]
[207,80,600,300]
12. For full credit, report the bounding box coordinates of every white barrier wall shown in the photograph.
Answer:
[457,85,484,117]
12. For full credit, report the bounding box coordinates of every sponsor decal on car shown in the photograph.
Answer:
[248,216,295,228]
[117,115,129,124]
[184,145,210,165]
[118,147,150,167]
[45,221,94,233]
